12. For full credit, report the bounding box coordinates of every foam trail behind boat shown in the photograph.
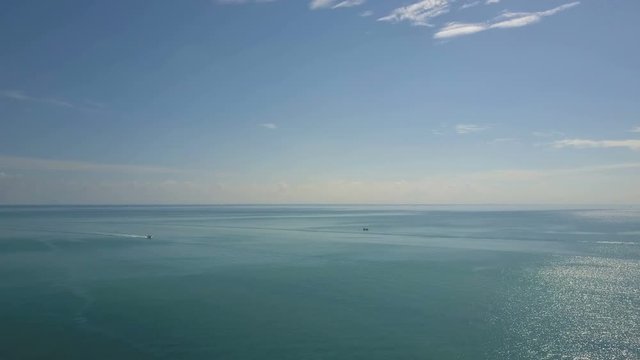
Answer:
[0,226,150,239]
[93,232,147,238]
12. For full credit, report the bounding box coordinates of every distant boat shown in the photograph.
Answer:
[146,234,152,239]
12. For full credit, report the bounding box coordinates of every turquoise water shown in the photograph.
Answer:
[0,205,639,359]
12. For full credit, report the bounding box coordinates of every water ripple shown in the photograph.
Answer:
[500,256,640,359]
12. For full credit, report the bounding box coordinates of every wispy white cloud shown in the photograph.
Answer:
[553,139,640,151]
[430,123,449,135]
[460,1,481,10]
[378,0,451,26]
[260,123,277,129]
[215,0,578,44]
[630,126,640,133]
[435,22,488,39]
[1,90,31,101]
[455,124,488,134]
[434,1,580,39]
[309,0,335,9]
[333,0,365,9]
[309,0,365,10]
[213,0,579,44]
[1,90,75,109]
[492,2,579,28]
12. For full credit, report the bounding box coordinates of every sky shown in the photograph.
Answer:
[0,0,639,204]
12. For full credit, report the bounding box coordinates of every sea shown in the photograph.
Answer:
[0,205,639,360]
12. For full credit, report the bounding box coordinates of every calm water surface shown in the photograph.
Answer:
[0,205,639,359]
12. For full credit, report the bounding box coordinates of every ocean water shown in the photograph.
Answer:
[0,205,639,360]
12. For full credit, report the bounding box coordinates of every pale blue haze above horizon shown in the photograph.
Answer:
[0,0,639,204]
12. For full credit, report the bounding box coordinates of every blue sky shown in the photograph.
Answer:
[0,0,639,204]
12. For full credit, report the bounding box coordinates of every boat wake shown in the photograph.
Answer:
[93,232,148,239]
[1,226,150,239]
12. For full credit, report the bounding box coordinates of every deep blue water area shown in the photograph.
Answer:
[1,205,638,359]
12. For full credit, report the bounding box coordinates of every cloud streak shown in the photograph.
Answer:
[435,22,488,38]
[260,123,277,129]
[0,90,105,112]
[460,1,481,10]
[1,90,75,109]
[214,0,580,43]
[309,0,366,10]
[553,139,640,151]
[434,1,580,39]
[378,0,451,26]
[310,0,365,10]
[309,0,334,9]
[332,0,366,9]
[455,124,488,134]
